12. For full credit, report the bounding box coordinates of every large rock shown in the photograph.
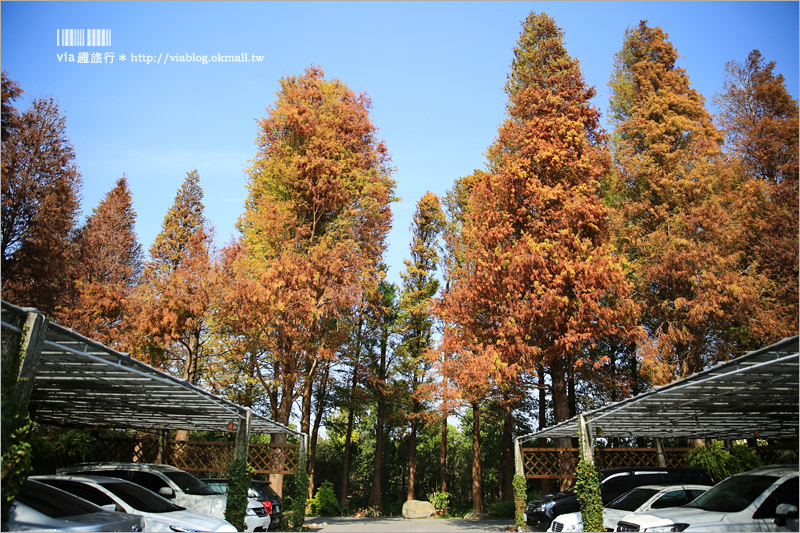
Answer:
[402,499,434,519]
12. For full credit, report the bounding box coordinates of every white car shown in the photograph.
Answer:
[548,484,710,532]
[615,465,799,532]
[34,474,237,532]
[58,462,270,532]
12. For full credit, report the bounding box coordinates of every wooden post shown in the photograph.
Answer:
[156,429,168,464]
[16,311,48,407]
[578,414,594,464]
[655,438,667,467]
[234,408,251,464]
[514,437,524,477]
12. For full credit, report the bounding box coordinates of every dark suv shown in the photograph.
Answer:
[203,478,283,530]
[524,467,713,530]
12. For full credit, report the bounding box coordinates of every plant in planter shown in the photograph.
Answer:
[428,491,450,516]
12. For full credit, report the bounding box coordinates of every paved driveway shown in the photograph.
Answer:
[305,517,515,532]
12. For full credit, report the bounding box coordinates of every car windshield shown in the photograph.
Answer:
[686,475,776,513]
[17,481,101,518]
[162,471,218,495]
[102,481,185,513]
[607,488,659,511]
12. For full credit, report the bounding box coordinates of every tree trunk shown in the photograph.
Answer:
[407,411,418,501]
[440,408,448,494]
[369,329,389,512]
[269,391,294,499]
[471,402,484,513]
[308,364,329,502]
[550,362,573,491]
[341,360,359,511]
[537,364,547,429]
[502,401,514,502]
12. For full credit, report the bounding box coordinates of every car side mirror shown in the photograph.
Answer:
[774,503,798,528]
[100,504,117,512]
[158,487,175,499]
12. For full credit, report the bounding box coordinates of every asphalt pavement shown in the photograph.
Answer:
[304,516,516,532]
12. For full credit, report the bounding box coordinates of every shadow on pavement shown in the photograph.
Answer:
[304,516,515,532]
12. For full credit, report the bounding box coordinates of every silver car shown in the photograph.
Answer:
[33,474,237,532]
[6,478,144,532]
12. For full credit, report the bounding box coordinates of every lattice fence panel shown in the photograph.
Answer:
[166,441,235,474]
[523,447,694,479]
[248,444,300,475]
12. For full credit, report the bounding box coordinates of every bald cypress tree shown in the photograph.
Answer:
[59,176,142,347]
[608,22,772,382]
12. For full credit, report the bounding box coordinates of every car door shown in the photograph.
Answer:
[751,477,799,531]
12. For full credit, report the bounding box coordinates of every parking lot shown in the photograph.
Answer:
[305,517,516,532]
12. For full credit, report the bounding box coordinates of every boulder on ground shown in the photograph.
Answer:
[402,499,434,519]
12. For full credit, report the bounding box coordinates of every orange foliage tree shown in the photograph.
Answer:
[715,50,799,339]
[58,176,142,348]
[608,22,775,383]
[1,72,82,316]
[217,66,395,495]
[133,170,218,385]
[437,12,639,499]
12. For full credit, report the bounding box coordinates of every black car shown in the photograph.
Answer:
[203,478,283,530]
[524,467,713,530]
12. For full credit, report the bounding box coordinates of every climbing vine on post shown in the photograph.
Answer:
[224,459,254,531]
[513,474,529,532]
[575,418,603,531]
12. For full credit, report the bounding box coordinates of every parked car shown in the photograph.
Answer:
[202,477,284,530]
[525,467,713,530]
[57,462,269,532]
[34,474,238,532]
[615,464,799,532]
[5,478,144,532]
[547,484,711,532]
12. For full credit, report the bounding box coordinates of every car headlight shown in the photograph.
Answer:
[537,501,556,517]
[643,525,690,532]
[169,526,196,532]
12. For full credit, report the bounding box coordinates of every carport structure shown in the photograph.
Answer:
[515,335,799,473]
[1,300,305,468]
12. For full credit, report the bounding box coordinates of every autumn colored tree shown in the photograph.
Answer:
[715,50,799,338]
[608,22,774,382]
[57,176,142,347]
[2,72,82,316]
[134,170,217,384]
[438,12,639,497]
[220,66,395,497]
[396,192,445,501]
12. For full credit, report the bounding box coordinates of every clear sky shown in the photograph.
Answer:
[3,1,798,286]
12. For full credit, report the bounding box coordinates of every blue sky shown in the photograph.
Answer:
[3,1,798,285]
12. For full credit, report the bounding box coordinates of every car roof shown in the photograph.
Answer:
[33,474,142,485]
[61,462,184,472]
[742,464,799,476]
[630,484,712,491]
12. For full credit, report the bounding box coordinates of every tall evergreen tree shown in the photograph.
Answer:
[608,22,773,382]
[134,170,216,384]
[397,192,445,501]
[1,72,82,316]
[439,12,639,497]
[220,66,395,497]
[58,176,142,347]
[715,50,799,339]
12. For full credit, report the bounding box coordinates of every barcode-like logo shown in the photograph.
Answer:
[57,29,111,47]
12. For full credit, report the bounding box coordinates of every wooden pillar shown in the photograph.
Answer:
[655,438,667,467]
[578,414,594,464]
[156,429,168,464]
[514,437,524,477]
[234,408,251,464]
[16,311,48,408]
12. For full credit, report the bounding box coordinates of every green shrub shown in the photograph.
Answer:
[575,459,603,532]
[686,440,763,483]
[308,480,340,516]
[224,459,254,531]
[488,499,515,518]
[427,491,450,513]
[513,474,529,531]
